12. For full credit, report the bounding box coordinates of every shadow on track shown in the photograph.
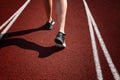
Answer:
[3,24,48,38]
[0,25,64,58]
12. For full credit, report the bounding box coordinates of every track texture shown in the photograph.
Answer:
[0,0,120,80]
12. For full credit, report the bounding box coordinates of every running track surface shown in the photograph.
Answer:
[0,0,120,80]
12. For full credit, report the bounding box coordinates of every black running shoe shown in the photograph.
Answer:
[45,20,55,30]
[55,32,66,47]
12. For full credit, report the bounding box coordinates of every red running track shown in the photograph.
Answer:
[0,0,120,80]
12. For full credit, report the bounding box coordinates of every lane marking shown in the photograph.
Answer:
[83,0,120,80]
[88,5,120,80]
[0,0,31,39]
[83,0,103,80]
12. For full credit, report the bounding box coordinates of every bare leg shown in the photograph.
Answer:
[44,0,53,22]
[57,0,67,34]
[55,0,67,47]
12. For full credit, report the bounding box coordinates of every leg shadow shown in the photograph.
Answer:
[0,38,64,58]
[3,24,49,39]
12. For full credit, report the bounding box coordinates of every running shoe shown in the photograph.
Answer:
[55,32,66,48]
[45,20,55,30]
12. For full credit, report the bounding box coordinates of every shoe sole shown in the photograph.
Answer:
[56,42,66,48]
[55,38,66,48]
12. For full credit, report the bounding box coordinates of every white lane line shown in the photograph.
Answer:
[83,0,103,80]
[88,4,120,80]
[0,0,31,30]
[83,0,120,80]
[0,0,31,39]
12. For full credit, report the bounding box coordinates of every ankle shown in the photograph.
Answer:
[59,30,65,35]
[48,18,53,23]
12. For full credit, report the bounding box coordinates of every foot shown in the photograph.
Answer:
[45,20,55,30]
[55,32,66,48]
